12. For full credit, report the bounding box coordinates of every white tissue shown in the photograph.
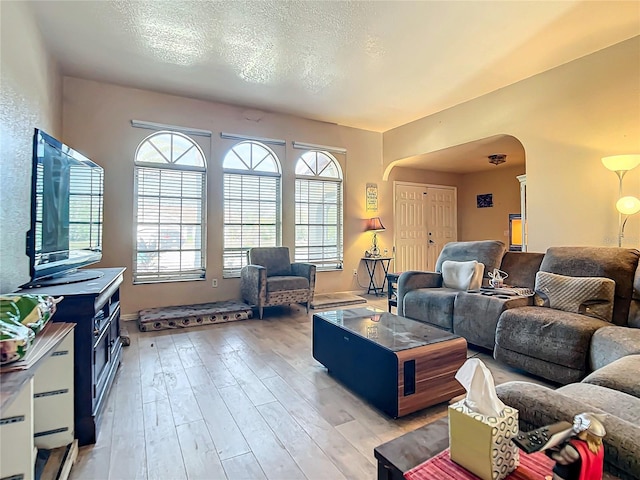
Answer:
[454,358,506,417]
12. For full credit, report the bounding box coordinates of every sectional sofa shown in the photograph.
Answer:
[396,240,640,478]
[396,241,640,385]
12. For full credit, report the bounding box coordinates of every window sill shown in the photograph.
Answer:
[133,277,206,285]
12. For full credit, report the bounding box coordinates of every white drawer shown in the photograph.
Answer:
[1,379,34,480]
[33,331,74,395]
[33,388,74,449]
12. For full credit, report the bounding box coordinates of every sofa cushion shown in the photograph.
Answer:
[557,383,640,425]
[582,355,640,398]
[495,306,610,370]
[499,252,544,290]
[453,292,530,350]
[249,247,292,276]
[534,271,615,322]
[540,247,640,326]
[266,275,309,292]
[589,325,640,370]
[441,260,484,290]
[435,240,506,280]
[402,288,458,331]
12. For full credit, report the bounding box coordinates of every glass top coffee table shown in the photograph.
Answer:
[312,307,467,418]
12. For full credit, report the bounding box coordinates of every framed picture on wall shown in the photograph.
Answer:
[366,183,378,211]
[477,193,493,208]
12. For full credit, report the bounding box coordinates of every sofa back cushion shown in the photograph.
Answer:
[499,252,544,289]
[249,247,292,277]
[435,241,505,281]
[540,247,640,326]
[441,260,484,290]
[534,271,615,322]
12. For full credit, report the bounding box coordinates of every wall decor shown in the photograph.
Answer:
[477,193,493,208]
[366,183,378,211]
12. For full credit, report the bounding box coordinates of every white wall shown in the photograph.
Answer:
[62,77,383,314]
[383,37,640,252]
[0,2,62,292]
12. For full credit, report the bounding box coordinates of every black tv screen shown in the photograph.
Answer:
[24,129,104,286]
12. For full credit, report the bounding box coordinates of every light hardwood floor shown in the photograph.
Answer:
[71,296,548,480]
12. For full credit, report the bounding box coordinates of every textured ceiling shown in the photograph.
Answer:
[32,1,640,132]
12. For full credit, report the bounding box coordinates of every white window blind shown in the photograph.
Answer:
[294,151,343,270]
[222,141,282,277]
[133,131,207,283]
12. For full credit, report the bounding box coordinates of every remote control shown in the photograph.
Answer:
[512,421,574,454]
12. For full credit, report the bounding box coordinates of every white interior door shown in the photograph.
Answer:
[394,182,456,272]
[426,186,457,270]
[394,184,428,272]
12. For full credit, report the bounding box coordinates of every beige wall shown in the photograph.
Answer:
[458,165,525,242]
[62,77,383,314]
[383,37,640,253]
[0,2,62,292]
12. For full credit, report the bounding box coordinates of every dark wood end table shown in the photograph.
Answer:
[386,272,400,312]
[374,417,449,480]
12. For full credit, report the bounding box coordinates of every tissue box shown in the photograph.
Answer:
[449,400,519,480]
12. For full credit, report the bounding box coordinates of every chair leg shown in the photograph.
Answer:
[306,301,310,314]
[259,306,264,319]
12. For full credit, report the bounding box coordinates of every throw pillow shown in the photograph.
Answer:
[442,260,485,291]
[534,271,615,322]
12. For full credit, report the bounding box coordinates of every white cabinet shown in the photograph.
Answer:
[0,325,75,480]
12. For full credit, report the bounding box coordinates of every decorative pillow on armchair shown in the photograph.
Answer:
[442,260,485,291]
[534,271,615,322]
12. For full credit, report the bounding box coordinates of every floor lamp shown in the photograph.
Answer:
[602,155,640,246]
[617,196,640,246]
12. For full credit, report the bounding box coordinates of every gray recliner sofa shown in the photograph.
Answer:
[494,247,640,384]
[497,353,640,479]
[397,240,543,348]
[397,240,509,331]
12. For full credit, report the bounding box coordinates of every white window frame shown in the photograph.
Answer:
[294,151,344,271]
[222,141,282,278]
[133,130,207,283]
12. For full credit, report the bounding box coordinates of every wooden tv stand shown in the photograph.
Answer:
[20,267,125,446]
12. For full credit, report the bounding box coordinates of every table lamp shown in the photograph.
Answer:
[365,217,385,257]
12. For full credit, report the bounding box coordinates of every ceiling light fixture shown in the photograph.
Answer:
[488,154,507,165]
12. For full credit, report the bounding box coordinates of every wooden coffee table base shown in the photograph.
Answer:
[313,309,467,419]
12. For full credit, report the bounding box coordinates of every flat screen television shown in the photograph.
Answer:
[22,129,105,287]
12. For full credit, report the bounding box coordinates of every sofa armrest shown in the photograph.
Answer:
[291,262,315,279]
[291,263,317,293]
[240,265,266,306]
[397,271,442,316]
[590,325,640,370]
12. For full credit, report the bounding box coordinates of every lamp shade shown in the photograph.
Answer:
[601,155,640,172]
[365,217,385,231]
[616,196,640,215]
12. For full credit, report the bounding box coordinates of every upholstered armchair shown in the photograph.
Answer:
[240,247,316,319]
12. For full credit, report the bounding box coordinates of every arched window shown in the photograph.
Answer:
[223,141,282,277]
[295,151,343,270]
[133,131,207,283]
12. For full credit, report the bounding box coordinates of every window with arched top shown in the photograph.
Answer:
[295,151,343,270]
[223,141,282,277]
[133,131,207,283]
